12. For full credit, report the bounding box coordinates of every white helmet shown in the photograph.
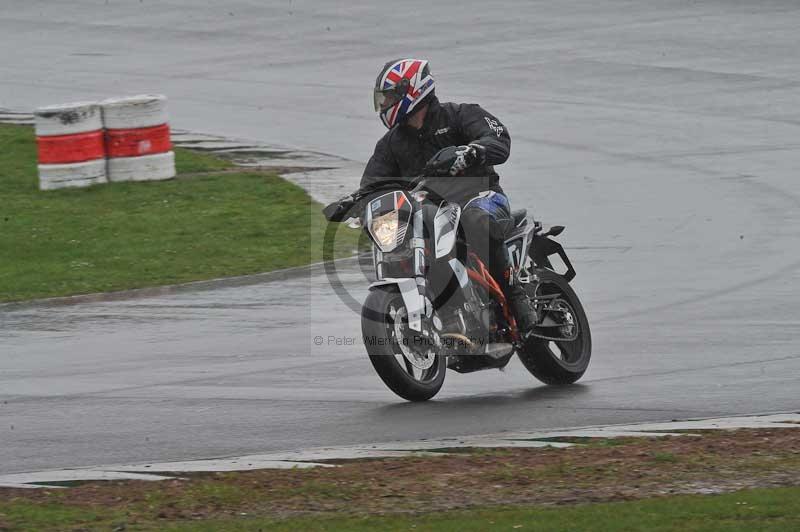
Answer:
[373,58,436,128]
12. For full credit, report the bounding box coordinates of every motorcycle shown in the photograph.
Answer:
[323,147,591,401]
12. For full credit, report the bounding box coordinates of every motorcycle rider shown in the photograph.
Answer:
[361,58,537,333]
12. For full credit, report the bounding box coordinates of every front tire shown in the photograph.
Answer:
[362,286,446,401]
[517,269,592,385]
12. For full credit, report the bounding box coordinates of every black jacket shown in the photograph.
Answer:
[360,97,511,204]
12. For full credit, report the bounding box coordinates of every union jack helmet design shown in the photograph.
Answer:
[373,58,435,129]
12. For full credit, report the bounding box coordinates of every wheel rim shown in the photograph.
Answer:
[385,299,441,384]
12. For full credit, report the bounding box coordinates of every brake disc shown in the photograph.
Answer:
[392,306,436,370]
[553,299,577,339]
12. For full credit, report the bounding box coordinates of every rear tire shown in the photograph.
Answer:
[362,286,445,401]
[517,269,592,385]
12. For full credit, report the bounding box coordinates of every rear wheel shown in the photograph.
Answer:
[362,286,446,401]
[517,269,591,384]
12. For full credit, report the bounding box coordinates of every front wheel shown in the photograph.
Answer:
[361,286,446,401]
[517,269,592,385]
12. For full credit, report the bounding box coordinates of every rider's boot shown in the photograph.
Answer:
[485,227,538,336]
[505,281,538,335]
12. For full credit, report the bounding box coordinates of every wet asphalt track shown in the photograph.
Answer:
[1,1,800,474]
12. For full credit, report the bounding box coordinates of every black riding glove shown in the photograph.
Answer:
[323,194,355,222]
[449,144,486,176]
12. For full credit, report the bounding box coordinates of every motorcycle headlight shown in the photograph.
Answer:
[370,211,399,249]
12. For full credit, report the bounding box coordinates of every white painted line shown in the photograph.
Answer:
[590,413,800,433]
[107,460,334,473]
[350,440,574,452]
[0,482,62,489]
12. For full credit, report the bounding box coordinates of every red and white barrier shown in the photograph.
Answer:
[34,102,108,190]
[101,95,176,182]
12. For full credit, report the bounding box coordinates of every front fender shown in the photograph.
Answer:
[369,278,424,331]
[531,236,576,282]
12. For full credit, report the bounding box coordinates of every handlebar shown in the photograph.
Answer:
[324,159,455,223]
[323,177,434,223]
[351,178,422,202]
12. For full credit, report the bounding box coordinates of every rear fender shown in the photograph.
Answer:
[531,236,576,282]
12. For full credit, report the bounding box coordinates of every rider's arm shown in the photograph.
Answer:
[360,133,400,189]
[457,104,511,166]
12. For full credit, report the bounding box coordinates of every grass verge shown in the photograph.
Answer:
[0,124,360,302]
[1,486,798,531]
[1,428,799,531]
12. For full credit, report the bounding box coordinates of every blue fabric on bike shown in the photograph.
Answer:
[464,192,511,222]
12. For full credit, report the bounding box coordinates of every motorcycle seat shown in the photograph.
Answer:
[511,209,527,226]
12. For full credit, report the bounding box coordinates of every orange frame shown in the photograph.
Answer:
[465,252,520,342]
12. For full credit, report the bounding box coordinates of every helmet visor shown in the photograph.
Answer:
[373,78,409,112]
[373,87,404,112]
